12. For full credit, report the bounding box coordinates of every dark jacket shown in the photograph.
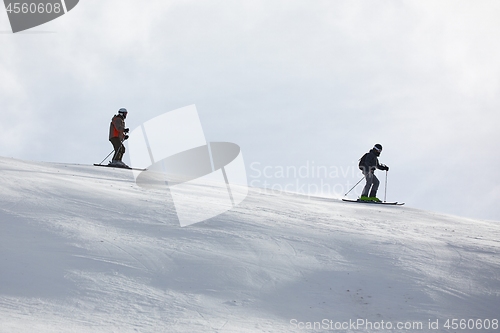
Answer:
[359,149,386,173]
[109,115,126,141]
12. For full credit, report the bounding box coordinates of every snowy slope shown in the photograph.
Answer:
[0,157,499,333]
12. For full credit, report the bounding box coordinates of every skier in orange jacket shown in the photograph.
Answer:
[108,108,129,167]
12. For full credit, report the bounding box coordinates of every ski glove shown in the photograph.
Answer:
[382,165,389,171]
[123,135,129,140]
[124,128,130,133]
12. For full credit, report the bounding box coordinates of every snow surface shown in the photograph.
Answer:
[0,156,499,333]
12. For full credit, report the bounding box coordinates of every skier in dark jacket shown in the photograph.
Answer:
[108,108,130,167]
[358,144,389,202]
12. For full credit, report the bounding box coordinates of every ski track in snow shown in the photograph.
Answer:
[0,157,499,332]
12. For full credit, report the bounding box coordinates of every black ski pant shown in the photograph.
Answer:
[110,137,125,161]
[361,170,379,197]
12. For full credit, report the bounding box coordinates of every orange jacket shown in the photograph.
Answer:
[109,115,126,141]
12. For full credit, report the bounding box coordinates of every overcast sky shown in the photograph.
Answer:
[1,0,499,221]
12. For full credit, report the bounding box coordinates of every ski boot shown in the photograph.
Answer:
[109,160,130,169]
[359,196,381,202]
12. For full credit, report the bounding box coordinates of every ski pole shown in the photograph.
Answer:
[97,149,115,166]
[97,137,126,166]
[384,170,388,202]
[345,176,364,196]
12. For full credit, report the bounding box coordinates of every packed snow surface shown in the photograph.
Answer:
[0,157,499,332]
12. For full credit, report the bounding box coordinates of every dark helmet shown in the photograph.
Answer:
[374,144,382,151]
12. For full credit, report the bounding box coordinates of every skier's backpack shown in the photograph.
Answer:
[358,153,368,171]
